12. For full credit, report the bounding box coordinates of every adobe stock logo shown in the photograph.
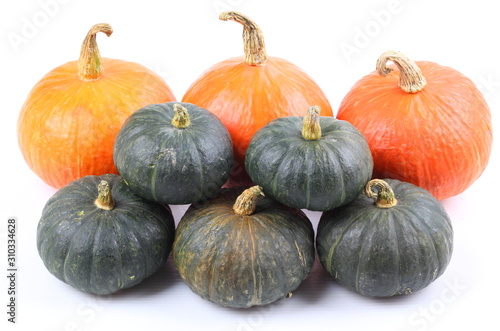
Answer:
[7,0,72,54]
[339,0,416,63]
[408,278,467,331]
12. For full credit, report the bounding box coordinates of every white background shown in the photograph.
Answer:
[1,0,499,330]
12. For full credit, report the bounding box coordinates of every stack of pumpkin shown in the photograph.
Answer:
[18,12,492,307]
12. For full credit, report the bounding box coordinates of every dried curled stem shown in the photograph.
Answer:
[302,106,322,141]
[94,180,115,210]
[171,104,191,129]
[365,179,397,208]
[220,11,268,66]
[233,186,265,216]
[78,23,113,81]
[376,50,426,93]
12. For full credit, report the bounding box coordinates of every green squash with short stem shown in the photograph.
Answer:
[37,174,175,295]
[245,106,373,211]
[316,179,454,297]
[173,186,315,308]
[113,102,233,204]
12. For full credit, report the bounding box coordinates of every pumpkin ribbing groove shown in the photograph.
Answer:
[110,214,131,287]
[174,210,205,256]
[254,214,295,294]
[393,210,433,290]
[40,210,85,278]
[247,219,260,305]
[148,129,174,202]
[251,213,306,302]
[114,211,149,277]
[148,126,182,201]
[294,240,307,268]
[56,212,90,263]
[86,218,109,291]
[187,134,206,202]
[270,146,293,196]
[409,220,437,287]
[321,141,347,207]
[324,210,367,274]
[321,141,347,204]
[257,213,308,270]
[139,208,171,272]
[388,212,402,295]
[207,243,219,300]
[398,207,442,275]
[354,211,383,293]
[62,216,99,289]
[205,218,233,299]
[304,147,313,209]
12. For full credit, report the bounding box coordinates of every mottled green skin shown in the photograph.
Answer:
[173,187,315,308]
[245,115,373,211]
[113,102,233,205]
[316,179,454,297]
[37,174,175,295]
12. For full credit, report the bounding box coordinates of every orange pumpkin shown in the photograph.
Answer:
[337,50,493,200]
[17,23,176,188]
[182,11,333,186]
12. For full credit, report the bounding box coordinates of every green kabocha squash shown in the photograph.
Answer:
[173,186,315,308]
[245,106,373,211]
[113,102,233,204]
[316,179,454,297]
[37,174,175,295]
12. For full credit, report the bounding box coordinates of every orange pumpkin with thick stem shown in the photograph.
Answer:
[17,23,176,189]
[337,50,493,200]
[182,11,333,186]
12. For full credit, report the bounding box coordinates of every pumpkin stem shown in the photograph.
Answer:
[78,23,113,81]
[171,104,191,129]
[95,180,115,210]
[233,186,265,216]
[302,106,322,140]
[376,50,427,93]
[365,179,398,208]
[219,11,268,66]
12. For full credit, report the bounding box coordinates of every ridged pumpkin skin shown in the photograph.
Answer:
[37,174,175,295]
[245,112,373,211]
[182,12,333,187]
[113,102,233,205]
[316,179,453,297]
[337,53,493,200]
[17,24,176,189]
[173,186,315,308]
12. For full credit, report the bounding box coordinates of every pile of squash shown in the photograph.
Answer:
[19,12,492,307]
